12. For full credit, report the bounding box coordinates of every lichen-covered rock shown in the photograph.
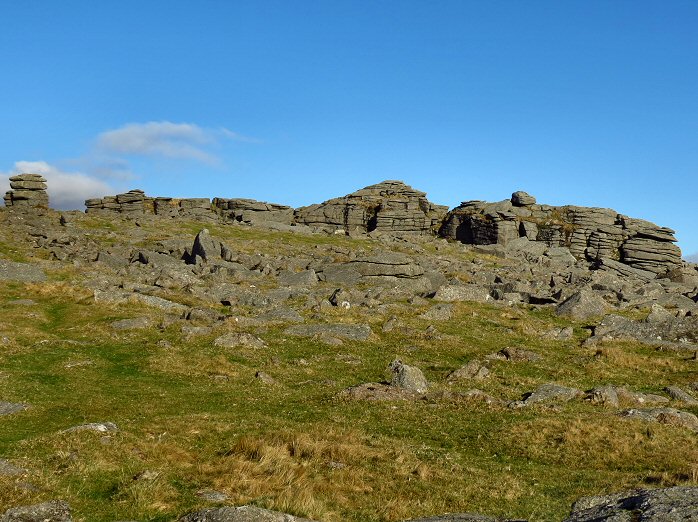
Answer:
[388,359,429,393]
[0,500,72,522]
[556,289,608,321]
[213,198,294,224]
[4,173,49,209]
[440,195,681,276]
[295,180,447,235]
[179,505,317,522]
[564,486,698,521]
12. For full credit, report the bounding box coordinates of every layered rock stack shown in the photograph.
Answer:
[86,190,149,215]
[87,191,215,220]
[440,191,682,276]
[294,180,448,235]
[3,173,49,209]
[212,198,294,224]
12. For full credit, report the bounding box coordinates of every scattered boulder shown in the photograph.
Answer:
[339,382,423,401]
[512,383,582,407]
[490,347,541,363]
[419,304,454,321]
[585,385,619,408]
[0,459,26,476]
[619,407,698,433]
[214,332,267,349]
[0,260,46,282]
[556,290,608,321]
[664,386,698,405]
[388,359,429,393]
[447,360,490,382]
[0,402,29,416]
[0,500,72,522]
[284,323,372,341]
[564,486,698,522]
[111,317,152,330]
[179,504,317,522]
[433,284,492,303]
[64,422,119,433]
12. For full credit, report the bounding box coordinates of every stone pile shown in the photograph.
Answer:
[295,180,448,235]
[440,191,682,276]
[212,197,294,224]
[3,173,49,209]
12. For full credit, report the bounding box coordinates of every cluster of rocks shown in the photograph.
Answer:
[4,174,689,279]
[85,190,214,220]
[440,191,682,276]
[66,177,693,276]
[5,486,698,521]
[3,173,48,209]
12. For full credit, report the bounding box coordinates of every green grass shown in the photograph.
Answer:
[0,213,696,521]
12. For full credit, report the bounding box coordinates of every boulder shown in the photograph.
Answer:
[619,407,698,433]
[284,323,372,341]
[179,505,317,522]
[0,500,72,522]
[0,260,46,282]
[556,290,608,321]
[0,402,29,415]
[564,486,698,522]
[388,359,429,393]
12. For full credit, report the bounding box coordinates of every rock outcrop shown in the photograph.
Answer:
[212,198,294,224]
[3,173,49,209]
[86,190,215,220]
[440,192,682,276]
[295,180,448,235]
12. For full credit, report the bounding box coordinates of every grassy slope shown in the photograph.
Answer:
[0,216,696,521]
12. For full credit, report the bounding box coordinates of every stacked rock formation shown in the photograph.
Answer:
[3,173,49,209]
[440,191,682,276]
[212,198,294,224]
[295,180,448,235]
[86,190,149,215]
[87,191,214,220]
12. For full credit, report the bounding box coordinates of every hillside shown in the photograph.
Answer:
[0,176,697,522]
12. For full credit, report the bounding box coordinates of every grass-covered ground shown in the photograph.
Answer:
[0,216,696,521]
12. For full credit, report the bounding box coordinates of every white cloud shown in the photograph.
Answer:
[687,253,698,263]
[97,121,219,163]
[2,161,114,210]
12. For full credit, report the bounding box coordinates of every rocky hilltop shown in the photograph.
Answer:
[7,174,684,277]
[1,174,697,521]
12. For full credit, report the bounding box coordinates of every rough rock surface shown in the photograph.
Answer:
[440,192,681,276]
[0,260,47,282]
[213,198,294,224]
[4,173,49,209]
[564,486,698,521]
[179,505,317,522]
[0,500,72,522]
[295,180,448,235]
[86,190,215,220]
[388,359,429,393]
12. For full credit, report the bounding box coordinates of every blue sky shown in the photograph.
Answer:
[1,1,697,257]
